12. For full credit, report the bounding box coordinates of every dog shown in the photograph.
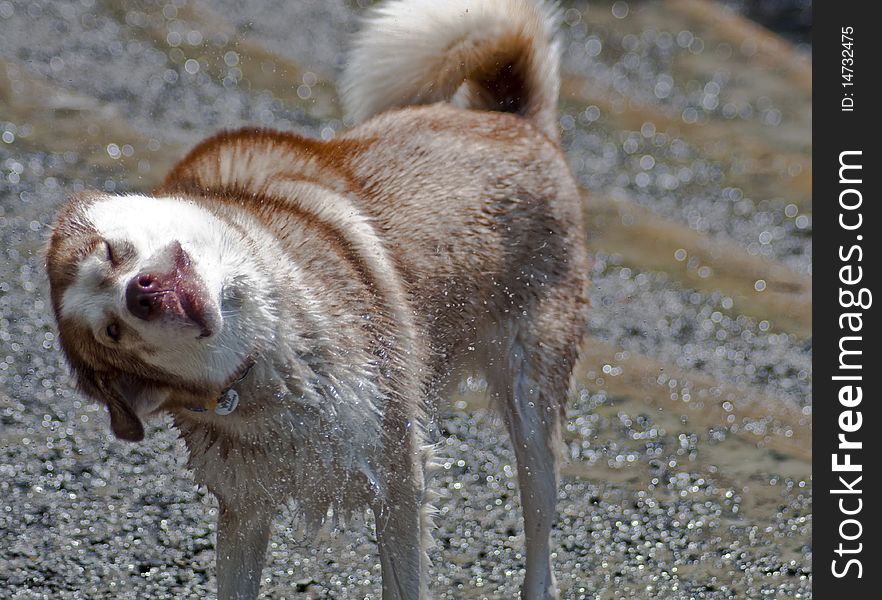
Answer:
[46,0,589,597]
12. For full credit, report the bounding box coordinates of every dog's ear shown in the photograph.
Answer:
[106,392,146,443]
[77,370,148,442]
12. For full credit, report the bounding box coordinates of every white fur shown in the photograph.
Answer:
[61,194,272,391]
[341,0,561,139]
[261,179,423,365]
[58,178,401,505]
[160,189,396,518]
[64,193,395,525]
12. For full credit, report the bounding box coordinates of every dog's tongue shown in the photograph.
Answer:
[174,283,211,338]
[171,247,212,338]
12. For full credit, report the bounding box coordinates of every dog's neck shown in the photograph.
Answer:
[185,356,257,415]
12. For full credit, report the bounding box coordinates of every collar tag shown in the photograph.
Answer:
[186,360,253,415]
[215,388,239,415]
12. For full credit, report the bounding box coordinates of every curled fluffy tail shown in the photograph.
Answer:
[341,0,561,140]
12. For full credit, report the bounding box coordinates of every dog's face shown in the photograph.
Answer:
[47,193,257,441]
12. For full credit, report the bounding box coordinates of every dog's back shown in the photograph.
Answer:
[348,106,589,387]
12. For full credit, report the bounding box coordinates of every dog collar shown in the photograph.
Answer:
[187,360,255,416]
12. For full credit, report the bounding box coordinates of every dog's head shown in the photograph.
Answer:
[47,192,257,441]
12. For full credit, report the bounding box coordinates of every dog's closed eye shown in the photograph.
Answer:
[103,239,136,268]
[103,240,115,264]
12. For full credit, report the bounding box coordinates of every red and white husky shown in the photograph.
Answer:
[46,1,589,598]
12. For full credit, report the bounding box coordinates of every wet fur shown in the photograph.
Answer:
[46,1,589,598]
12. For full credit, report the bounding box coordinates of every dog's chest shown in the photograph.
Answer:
[177,376,386,519]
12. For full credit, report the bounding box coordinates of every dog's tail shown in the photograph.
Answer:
[341,0,561,141]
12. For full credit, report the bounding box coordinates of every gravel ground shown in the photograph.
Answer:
[1,1,812,598]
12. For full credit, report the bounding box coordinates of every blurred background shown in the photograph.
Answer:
[0,1,811,598]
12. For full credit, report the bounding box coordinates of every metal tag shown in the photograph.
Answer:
[215,388,239,415]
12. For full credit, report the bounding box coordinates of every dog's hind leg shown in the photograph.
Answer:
[215,498,275,600]
[486,302,585,599]
[489,342,560,599]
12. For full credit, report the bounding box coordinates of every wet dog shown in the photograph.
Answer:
[46,1,589,597]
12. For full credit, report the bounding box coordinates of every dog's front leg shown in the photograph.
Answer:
[215,498,275,600]
[373,440,429,599]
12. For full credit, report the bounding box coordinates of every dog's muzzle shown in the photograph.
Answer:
[125,241,213,338]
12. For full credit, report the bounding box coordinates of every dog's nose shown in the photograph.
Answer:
[126,273,164,321]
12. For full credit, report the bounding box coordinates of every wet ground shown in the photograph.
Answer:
[0,1,811,598]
